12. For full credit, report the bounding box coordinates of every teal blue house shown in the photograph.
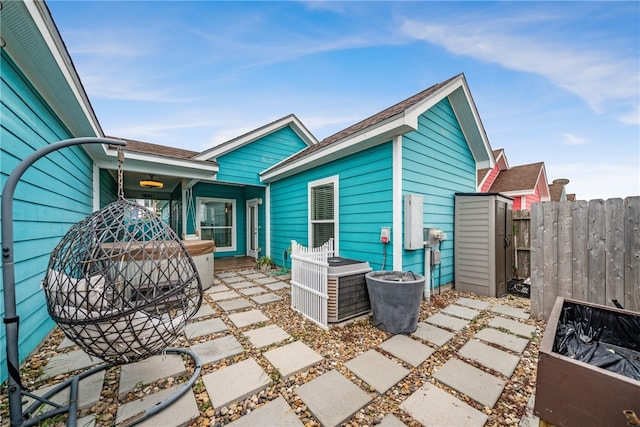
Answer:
[1,1,494,382]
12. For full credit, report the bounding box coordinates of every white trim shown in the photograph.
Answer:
[195,115,317,161]
[265,185,271,257]
[246,199,261,258]
[196,197,237,252]
[92,163,100,212]
[307,175,339,254]
[181,186,188,238]
[392,136,403,271]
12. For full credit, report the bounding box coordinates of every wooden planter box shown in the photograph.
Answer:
[535,297,640,426]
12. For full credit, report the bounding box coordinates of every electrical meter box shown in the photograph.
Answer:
[404,194,423,250]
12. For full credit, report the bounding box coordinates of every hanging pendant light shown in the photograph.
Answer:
[139,174,163,188]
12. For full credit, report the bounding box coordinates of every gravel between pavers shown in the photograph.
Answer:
[0,271,545,427]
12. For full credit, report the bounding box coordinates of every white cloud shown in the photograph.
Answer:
[399,15,640,124]
[560,133,588,146]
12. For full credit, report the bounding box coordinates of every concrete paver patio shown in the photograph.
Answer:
[23,268,540,427]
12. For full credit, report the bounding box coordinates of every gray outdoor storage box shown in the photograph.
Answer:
[454,193,513,297]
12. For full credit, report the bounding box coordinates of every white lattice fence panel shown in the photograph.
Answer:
[290,239,332,329]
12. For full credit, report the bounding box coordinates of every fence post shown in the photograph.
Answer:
[588,199,606,306]
[572,201,589,302]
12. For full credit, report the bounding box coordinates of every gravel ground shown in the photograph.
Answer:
[1,277,545,427]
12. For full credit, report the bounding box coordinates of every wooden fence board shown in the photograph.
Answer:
[605,198,625,308]
[625,197,640,311]
[557,201,573,298]
[588,200,606,305]
[542,202,558,317]
[530,203,544,319]
[572,201,589,302]
[530,197,639,319]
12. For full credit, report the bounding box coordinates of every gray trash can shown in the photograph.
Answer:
[365,271,425,334]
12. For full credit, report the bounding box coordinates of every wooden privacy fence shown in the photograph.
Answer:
[513,210,531,279]
[530,197,640,320]
[290,239,334,329]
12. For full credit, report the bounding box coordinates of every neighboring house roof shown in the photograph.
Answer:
[262,73,494,181]
[489,161,549,197]
[194,114,317,161]
[108,137,202,160]
[477,148,509,191]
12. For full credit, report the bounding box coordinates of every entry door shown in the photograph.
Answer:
[246,199,260,258]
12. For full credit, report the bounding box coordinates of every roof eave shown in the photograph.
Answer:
[2,1,103,144]
[98,147,219,180]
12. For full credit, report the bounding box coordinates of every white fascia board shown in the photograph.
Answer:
[499,189,536,197]
[24,1,103,138]
[194,115,317,161]
[96,149,217,180]
[447,79,494,170]
[261,115,415,182]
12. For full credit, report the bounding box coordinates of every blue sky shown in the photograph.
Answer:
[48,1,639,200]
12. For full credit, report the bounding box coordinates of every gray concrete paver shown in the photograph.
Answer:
[39,349,102,380]
[263,341,323,378]
[459,339,520,377]
[227,309,269,328]
[217,298,253,312]
[379,334,435,367]
[184,317,228,339]
[251,293,283,305]
[209,290,240,301]
[475,327,530,353]
[412,321,454,347]
[344,350,409,394]
[202,358,271,409]
[491,304,530,319]
[119,354,186,395]
[425,312,469,331]
[441,304,481,320]
[296,370,372,427]
[226,396,303,427]
[400,382,488,426]
[489,316,536,337]
[244,325,291,348]
[455,297,491,310]
[115,383,199,427]
[433,358,506,407]
[190,335,244,366]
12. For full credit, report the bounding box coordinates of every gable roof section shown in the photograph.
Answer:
[194,114,317,161]
[489,162,549,198]
[261,73,494,182]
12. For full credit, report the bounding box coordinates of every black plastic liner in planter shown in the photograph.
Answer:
[553,300,640,380]
[365,271,424,334]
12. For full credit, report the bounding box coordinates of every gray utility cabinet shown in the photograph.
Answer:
[454,193,513,297]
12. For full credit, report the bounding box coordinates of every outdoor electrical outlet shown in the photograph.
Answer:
[380,227,390,244]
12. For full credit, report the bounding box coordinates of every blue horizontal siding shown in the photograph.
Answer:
[215,127,309,185]
[1,52,95,383]
[401,97,476,283]
[270,143,393,270]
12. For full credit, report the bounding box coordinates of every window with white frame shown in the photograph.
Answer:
[197,197,236,251]
[308,176,338,248]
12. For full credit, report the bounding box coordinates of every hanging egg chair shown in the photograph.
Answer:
[42,198,203,364]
